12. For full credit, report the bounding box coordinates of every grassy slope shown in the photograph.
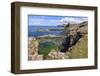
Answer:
[67,35,88,59]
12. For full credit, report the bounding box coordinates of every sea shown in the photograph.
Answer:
[28,26,64,37]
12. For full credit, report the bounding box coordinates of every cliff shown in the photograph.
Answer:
[60,21,88,53]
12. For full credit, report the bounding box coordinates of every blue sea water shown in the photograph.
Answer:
[28,26,64,37]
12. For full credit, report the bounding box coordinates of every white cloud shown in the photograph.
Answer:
[60,17,88,24]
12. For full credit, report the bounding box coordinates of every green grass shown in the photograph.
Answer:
[67,35,88,59]
[38,41,58,57]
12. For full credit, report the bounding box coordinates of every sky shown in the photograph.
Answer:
[28,15,88,26]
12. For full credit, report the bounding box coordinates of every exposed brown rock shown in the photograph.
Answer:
[28,37,44,60]
[28,37,39,55]
[28,53,43,61]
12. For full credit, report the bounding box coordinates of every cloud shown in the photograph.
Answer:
[60,17,88,24]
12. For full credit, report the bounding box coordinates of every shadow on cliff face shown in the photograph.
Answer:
[60,22,87,53]
[60,32,82,52]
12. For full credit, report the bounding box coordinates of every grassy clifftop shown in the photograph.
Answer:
[67,35,88,59]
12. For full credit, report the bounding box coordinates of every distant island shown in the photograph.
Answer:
[36,28,50,32]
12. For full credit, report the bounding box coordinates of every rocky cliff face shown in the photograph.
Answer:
[78,21,88,35]
[60,21,88,53]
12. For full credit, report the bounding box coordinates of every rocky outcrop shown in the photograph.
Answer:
[60,21,88,53]
[46,49,69,60]
[78,21,88,35]
[28,37,43,60]
[28,37,39,55]
[28,53,43,60]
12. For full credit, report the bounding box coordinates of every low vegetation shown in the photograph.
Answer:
[67,35,88,59]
